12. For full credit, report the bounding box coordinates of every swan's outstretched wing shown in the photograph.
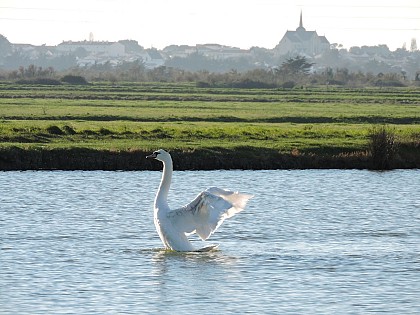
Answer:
[168,187,253,240]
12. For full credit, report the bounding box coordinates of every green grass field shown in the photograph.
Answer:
[0,82,419,159]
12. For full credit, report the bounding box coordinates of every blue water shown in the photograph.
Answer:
[1,170,419,314]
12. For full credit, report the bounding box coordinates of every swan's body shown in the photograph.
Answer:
[147,149,253,252]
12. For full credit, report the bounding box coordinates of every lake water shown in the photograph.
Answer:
[1,170,419,314]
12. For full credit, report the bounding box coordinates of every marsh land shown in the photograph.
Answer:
[0,82,418,170]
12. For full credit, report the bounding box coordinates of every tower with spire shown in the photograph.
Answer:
[275,11,330,56]
[296,10,306,32]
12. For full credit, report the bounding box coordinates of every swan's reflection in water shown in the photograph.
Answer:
[151,246,241,275]
[149,247,245,306]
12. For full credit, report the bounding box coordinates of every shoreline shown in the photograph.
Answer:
[1,147,418,171]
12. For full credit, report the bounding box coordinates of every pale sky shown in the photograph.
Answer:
[1,0,419,51]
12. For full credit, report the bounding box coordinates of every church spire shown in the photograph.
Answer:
[296,10,306,32]
[299,10,303,28]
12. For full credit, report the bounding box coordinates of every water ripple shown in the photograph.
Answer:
[1,170,419,314]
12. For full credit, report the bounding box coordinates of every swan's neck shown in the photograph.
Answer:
[155,157,173,209]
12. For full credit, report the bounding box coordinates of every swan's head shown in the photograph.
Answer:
[146,149,171,163]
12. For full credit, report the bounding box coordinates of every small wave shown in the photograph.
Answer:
[346,230,408,238]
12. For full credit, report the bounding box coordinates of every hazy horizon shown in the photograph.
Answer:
[1,0,419,51]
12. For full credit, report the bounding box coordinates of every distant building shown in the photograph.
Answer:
[145,49,165,69]
[11,43,55,60]
[275,12,330,56]
[196,44,250,60]
[162,44,250,60]
[56,40,125,56]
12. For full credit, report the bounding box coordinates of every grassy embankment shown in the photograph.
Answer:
[0,81,419,170]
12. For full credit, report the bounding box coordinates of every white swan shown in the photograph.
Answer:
[147,149,253,252]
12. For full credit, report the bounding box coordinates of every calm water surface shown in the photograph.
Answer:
[1,170,419,314]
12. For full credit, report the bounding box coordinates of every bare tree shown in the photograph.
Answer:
[410,38,418,52]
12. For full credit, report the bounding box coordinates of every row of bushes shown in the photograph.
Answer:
[4,62,416,88]
[15,75,88,85]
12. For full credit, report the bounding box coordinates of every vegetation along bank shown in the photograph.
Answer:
[0,82,419,170]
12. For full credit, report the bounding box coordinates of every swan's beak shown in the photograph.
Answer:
[146,152,158,159]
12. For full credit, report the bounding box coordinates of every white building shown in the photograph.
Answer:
[163,44,250,60]
[144,49,165,69]
[56,41,125,56]
[196,44,251,60]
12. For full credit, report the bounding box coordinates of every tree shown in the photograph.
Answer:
[282,56,314,75]
[26,64,37,78]
[119,59,146,81]
[0,34,12,58]
[74,47,88,58]
[410,38,418,52]
[276,55,314,81]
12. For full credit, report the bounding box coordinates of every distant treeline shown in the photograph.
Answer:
[1,56,418,88]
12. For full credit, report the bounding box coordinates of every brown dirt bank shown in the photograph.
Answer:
[0,147,418,171]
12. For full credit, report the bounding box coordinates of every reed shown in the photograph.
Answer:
[368,126,398,170]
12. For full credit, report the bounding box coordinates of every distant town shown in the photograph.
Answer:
[1,13,419,80]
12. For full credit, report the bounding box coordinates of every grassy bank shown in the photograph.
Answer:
[0,82,419,170]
